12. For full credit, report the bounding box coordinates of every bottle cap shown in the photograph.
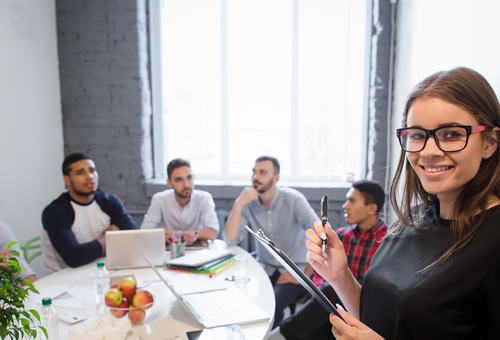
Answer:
[97,262,105,268]
[42,298,52,306]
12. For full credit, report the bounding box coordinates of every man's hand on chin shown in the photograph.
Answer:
[236,187,259,207]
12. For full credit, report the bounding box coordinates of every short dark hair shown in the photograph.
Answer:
[255,156,280,175]
[62,153,91,175]
[352,180,385,213]
[167,158,191,179]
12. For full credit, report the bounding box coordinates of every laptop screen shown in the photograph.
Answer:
[106,229,165,269]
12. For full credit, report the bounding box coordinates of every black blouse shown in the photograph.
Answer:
[360,205,500,340]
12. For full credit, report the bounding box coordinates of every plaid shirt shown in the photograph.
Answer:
[336,219,387,285]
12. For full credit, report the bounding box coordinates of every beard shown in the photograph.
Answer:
[73,188,96,196]
[253,178,274,194]
[174,187,192,199]
[70,179,96,196]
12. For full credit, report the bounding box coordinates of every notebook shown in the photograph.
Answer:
[106,229,165,269]
[143,254,270,329]
[165,249,234,268]
[244,225,348,324]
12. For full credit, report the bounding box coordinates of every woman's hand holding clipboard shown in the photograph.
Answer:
[245,225,348,324]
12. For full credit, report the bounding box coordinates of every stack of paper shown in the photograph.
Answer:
[165,249,236,275]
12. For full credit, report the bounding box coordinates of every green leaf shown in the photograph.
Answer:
[40,326,48,339]
[30,309,41,322]
[10,250,20,258]
[7,241,19,248]
[27,251,42,264]
[22,279,35,290]
[21,318,30,327]
[0,241,43,340]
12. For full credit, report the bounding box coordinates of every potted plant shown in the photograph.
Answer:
[0,242,46,340]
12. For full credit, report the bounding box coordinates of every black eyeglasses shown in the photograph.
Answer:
[397,125,489,153]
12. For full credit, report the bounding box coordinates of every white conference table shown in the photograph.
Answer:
[33,245,275,340]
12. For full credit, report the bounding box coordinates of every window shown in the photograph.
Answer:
[150,0,371,184]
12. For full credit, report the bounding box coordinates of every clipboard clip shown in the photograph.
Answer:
[245,226,276,247]
[256,229,275,247]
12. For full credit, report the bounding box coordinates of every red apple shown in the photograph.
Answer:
[111,283,119,289]
[104,288,123,307]
[118,277,137,300]
[110,297,129,318]
[128,308,145,324]
[132,290,154,310]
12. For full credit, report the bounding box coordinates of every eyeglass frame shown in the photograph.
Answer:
[396,125,490,153]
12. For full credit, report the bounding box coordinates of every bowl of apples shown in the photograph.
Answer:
[104,277,155,325]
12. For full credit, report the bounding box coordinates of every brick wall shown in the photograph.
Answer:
[56,0,153,215]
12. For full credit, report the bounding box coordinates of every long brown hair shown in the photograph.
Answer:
[389,67,500,270]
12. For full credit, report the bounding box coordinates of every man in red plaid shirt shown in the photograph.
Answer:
[273,180,388,340]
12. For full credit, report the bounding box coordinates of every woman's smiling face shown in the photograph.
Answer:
[406,98,496,204]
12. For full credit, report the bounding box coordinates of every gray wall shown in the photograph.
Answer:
[0,0,64,279]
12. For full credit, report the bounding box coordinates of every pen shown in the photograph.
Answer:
[321,195,328,254]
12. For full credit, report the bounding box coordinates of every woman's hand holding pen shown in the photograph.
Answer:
[306,221,350,285]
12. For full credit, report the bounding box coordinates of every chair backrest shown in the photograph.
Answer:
[20,236,42,264]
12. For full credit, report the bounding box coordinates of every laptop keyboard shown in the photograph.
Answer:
[182,292,233,321]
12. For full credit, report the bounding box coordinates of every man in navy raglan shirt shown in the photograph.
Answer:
[41,153,137,274]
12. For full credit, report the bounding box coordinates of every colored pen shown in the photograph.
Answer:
[321,195,328,254]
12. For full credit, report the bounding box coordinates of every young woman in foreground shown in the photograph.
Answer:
[306,67,500,339]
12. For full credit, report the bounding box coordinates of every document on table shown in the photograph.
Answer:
[34,285,94,308]
[171,273,231,295]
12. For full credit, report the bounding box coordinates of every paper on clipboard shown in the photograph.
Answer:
[244,225,348,324]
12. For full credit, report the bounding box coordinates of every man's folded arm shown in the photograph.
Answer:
[42,209,103,267]
[102,194,138,230]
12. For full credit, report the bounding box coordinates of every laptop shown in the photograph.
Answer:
[106,229,165,269]
[143,254,270,329]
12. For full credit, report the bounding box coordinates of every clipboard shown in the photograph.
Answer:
[244,225,348,324]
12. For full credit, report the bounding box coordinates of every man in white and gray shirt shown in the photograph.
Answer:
[140,158,219,245]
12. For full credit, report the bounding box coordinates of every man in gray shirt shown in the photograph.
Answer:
[225,156,319,329]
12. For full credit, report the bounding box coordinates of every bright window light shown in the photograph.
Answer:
[155,0,370,183]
